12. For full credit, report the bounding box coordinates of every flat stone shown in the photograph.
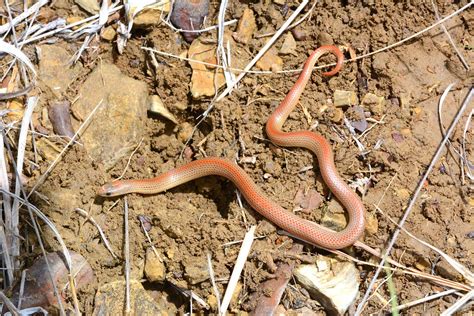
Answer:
[232,8,256,44]
[294,256,359,315]
[188,39,226,98]
[74,63,147,170]
[38,45,83,97]
[279,32,297,56]
[333,90,358,107]
[144,248,166,282]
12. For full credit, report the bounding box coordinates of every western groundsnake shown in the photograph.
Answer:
[98,45,365,249]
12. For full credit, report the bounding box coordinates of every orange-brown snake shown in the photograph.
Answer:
[98,45,365,249]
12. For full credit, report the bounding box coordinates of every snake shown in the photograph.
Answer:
[98,45,365,249]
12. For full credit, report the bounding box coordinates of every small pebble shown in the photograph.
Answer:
[291,27,306,41]
[144,248,166,282]
[178,122,194,143]
[391,131,404,143]
[232,8,256,44]
[138,215,152,232]
[279,32,297,56]
[333,90,358,108]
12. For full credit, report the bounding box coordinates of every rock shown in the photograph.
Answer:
[330,107,344,123]
[346,105,368,132]
[184,256,209,284]
[273,0,286,4]
[74,63,148,170]
[188,39,226,98]
[178,122,194,143]
[365,212,378,235]
[48,101,75,138]
[170,0,209,42]
[321,200,347,231]
[144,248,166,282]
[279,32,297,56]
[75,0,100,14]
[173,101,188,111]
[333,90,358,108]
[361,93,385,116]
[38,45,83,97]
[93,280,171,315]
[3,252,94,314]
[149,95,178,124]
[256,50,283,71]
[291,27,307,41]
[232,8,256,44]
[132,0,171,27]
[294,256,359,315]
[101,26,116,41]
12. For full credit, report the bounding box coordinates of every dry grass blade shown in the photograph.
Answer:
[220,225,256,315]
[0,290,20,315]
[207,253,221,315]
[335,242,471,292]
[461,109,473,181]
[75,208,118,259]
[0,39,36,76]
[395,289,458,312]
[212,0,308,105]
[375,205,474,285]
[19,5,123,46]
[355,87,474,315]
[143,2,473,77]
[216,0,235,90]
[0,134,14,284]
[431,0,469,70]
[440,289,474,316]
[124,197,131,314]
[0,0,48,34]
[11,97,38,261]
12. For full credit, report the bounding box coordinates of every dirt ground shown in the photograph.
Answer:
[5,0,474,315]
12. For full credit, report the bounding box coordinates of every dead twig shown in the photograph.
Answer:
[355,87,474,315]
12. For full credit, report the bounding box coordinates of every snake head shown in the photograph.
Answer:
[97,182,121,197]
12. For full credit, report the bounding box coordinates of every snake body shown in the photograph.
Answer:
[98,45,365,249]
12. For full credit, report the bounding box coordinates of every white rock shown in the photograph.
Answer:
[294,256,359,315]
[149,95,178,124]
[75,0,100,14]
